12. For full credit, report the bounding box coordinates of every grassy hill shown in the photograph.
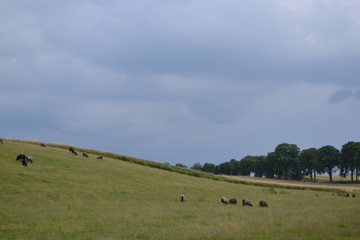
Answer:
[1,140,360,240]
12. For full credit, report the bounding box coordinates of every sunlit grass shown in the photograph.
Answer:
[1,140,360,239]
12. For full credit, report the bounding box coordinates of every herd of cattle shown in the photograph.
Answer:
[0,140,105,166]
[2,139,357,200]
[180,194,269,207]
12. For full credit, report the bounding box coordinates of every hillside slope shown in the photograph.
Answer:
[1,140,360,240]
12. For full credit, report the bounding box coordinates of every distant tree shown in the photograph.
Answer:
[217,159,240,175]
[191,162,203,171]
[299,148,319,182]
[355,147,360,181]
[252,156,266,177]
[318,145,340,182]
[238,156,255,176]
[202,163,216,174]
[274,143,301,180]
[264,152,277,179]
[340,141,360,181]
[175,163,188,169]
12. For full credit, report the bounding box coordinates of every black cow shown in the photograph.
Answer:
[228,198,237,205]
[16,154,33,166]
[69,147,77,155]
[259,200,268,207]
[97,155,103,160]
[83,152,89,158]
[0,138,3,143]
[40,143,46,147]
[16,154,27,162]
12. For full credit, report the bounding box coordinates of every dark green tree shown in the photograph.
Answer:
[299,148,319,182]
[202,163,217,174]
[265,152,277,178]
[191,162,203,171]
[252,156,267,177]
[274,143,301,180]
[318,145,340,182]
[238,156,255,176]
[340,141,360,181]
[175,163,188,168]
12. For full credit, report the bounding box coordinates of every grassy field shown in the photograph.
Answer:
[1,140,360,240]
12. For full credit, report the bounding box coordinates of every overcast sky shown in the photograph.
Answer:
[1,0,360,166]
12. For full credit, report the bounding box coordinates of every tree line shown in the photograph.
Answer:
[190,141,360,182]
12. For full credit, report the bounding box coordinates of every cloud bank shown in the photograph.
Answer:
[1,0,360,166]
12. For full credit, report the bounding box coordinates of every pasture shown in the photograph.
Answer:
[1,140,360,240]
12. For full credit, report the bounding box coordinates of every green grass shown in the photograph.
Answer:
[1,140,360,240]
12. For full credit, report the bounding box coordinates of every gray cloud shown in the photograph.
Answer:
[329,89,360,104]
[1,0,360,165]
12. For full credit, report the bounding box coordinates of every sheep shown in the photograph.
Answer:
[180,194,185,202]
[242,199,253,207]
[221,196,228,204]
[26,156,33,163]
[83,152,89,158]
[16,154,27,162]
[228,198,237,205]
[97,155,103,160]
[69,147,78,155]
[16,154,32,166]
[40,143,46,147]
[259,200,268,207]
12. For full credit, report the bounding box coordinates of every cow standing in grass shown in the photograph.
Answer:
[97,155,103,160]
[0,138,3,143]
[242,199,253,207]
[221,196,228,204]
[83,152,89,158]
[16,154,33,166]
[180,194,185,202]
[69,147,77,155]
[40,143,46,147]
[259,200,268,207]
[228,198,237,205]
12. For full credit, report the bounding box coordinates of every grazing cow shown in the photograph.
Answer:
[242,199,253,207]
[346,193,350,197]
[0,138,3,143]
[26,156,33,163]
[259,200,268,207]
[221,196,228,204]
[83,152,89,158]
[352,194,356,198]
[228,198,237,205]
[16,154,32,166]
[16,154,27,162]
[180,194,185,202]
[97,155,103,160]
[40,143,46,147]
[69,147,78,155]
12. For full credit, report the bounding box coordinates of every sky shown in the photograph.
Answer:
[1,0,360,167]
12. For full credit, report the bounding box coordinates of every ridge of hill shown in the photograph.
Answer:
[2,138,358,194]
